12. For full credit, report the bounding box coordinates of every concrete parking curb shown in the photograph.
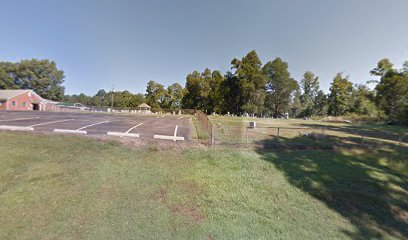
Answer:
[53,129,87,134]
[0,125,34,131]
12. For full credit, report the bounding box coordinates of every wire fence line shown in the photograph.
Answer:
[210,124,407,149]
[52,105,196,115]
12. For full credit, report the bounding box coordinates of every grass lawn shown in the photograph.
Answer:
[0,131,407,239]
[208,115,408,147]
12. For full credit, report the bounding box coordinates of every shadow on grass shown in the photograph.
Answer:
[297,123,408,144]
[255,135,408,239]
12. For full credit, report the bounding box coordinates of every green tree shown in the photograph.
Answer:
[373,59,408,124]
[145,80,167,108]
[299,71,320,117]
[370,58,394,77]
[0,62,16,89]
[231,50,266,116]
[314,90,328,116]
[263,58,299,118]
[199,68,212,112]
[90,89,108,106]
[220,71,241,114]
[166,83,184,109]
[210,70,225,113]
[328,73,353,116]
[290,89,302,117]
[350,84,377,115]
[402,61,408,74]
[14,59,65,100]
[200,70,225,113]
[182,71,203,109]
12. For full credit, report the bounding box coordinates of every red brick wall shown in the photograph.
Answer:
[4,92,43,111]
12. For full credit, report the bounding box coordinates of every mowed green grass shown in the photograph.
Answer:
[0,131,407,239]
[209,115,408,147]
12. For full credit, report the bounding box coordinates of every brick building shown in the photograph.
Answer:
[0,90,58,111]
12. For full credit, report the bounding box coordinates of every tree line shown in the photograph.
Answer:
[180,50,407,124]
[1,52,407,124]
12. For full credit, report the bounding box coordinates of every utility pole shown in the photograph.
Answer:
[111,85,115,110]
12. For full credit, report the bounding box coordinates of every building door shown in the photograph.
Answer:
[32,103,40,111]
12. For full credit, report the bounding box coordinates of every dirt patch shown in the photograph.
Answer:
[151,187,169,204]
[171,203,206,223]
[151,181,207,225]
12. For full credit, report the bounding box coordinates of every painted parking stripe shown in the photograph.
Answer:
[153,125,185,141]
[174,125,178,138]
[53,121,110,135]
[0,118,74,131]
[29,119,74,127]
[125,123,143,133]
[76,121,110,131]
[107,123,143,138]
[0,117,40,122]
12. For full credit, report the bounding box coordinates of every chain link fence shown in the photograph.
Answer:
[211,124,407,149]
[54,105,196,115]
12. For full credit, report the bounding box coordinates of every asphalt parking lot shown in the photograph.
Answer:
[0,111,192,141]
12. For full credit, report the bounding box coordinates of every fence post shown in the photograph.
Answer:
[211,125,215,147]
[277,128,280,137]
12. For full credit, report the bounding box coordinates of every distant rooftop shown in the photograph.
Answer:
[137,103,151,109]
[0,89,36,100]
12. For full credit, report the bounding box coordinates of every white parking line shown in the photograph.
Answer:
[107,123,143,138]
[174,125,178,139]
[76,121,110,131]
[0,117,40,122]
[29,119,74,127]
[125,123,143,133]
[53,121,110,135]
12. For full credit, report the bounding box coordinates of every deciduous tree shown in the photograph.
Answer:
[145,80,167,108]
[263,58,298,117]
[231,50,266,116]
[299,71,320,117]
[328,73,353,116]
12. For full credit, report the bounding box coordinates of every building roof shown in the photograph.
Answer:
[0,90,35,100]
[56,102,84,107]
[0,90,55,104]
[137,103,151,109]
[0,90,29,100]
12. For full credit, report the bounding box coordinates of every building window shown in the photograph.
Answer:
[12,101,16,106]
[22,102,26,107]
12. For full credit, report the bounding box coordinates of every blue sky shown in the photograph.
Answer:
[1,0,407,95]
